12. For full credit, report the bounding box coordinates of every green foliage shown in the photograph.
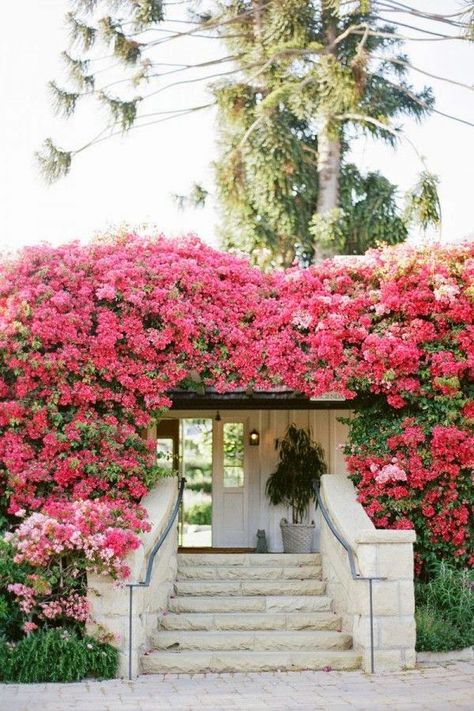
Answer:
[0,629,118,683]
[35,139,72,183]
[314,165,409,256]
[405,171,441,232]
[265,425,326,523]
[185,502,212,525]
[415,607,468,653]
[415,563,474,652]
[185,479,212,494]
[0,539,31,641]
[337,165,408,253]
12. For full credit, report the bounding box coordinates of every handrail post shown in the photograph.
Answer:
[128,584,133,681]
[125,477,186,681]
[369,578,374,674]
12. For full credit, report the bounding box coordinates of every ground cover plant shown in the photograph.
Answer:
[0,233,472,673]
[415,562,474,652]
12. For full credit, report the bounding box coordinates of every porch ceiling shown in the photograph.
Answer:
[169,388,358,410]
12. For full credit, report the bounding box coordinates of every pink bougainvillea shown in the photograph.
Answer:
[0,233,472,632]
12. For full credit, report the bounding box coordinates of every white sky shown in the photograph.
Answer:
[0,0,473,254]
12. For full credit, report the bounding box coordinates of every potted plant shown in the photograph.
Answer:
[265,424,327,553]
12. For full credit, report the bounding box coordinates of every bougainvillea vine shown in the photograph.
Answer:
[0,234,472,633]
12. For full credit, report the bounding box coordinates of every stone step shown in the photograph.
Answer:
[177,553,321,568]
[168,595,333,614]
[159,611,341,631]
[174,579,326,597]
[176,564,322,581]
[151,629,352,652]
[141,649,361,674]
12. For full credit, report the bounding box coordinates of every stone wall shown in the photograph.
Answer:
[87,477,179,677]
[319,474,416,672]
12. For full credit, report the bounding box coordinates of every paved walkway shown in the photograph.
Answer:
[1,661,473,711]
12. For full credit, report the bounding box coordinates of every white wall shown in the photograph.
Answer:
[173,408,353,552]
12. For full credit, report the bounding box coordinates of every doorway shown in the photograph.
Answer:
[157,415,250,548]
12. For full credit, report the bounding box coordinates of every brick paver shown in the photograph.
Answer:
[1,661,473,711]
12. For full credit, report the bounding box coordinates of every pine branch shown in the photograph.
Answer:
[66,12,97,51]
[35,139,72,183]
[372,74,474,126]
[404,171,441,231]
[375,0,472,27]
[72,0,98,13]
[362,28,467,42]
[99,16,142,64]
[373,55,474,91]
[98,92,140,130]
[48,81,80,118]
[62,51,95,90]
[133,0,165,28]
[373,14,470,36]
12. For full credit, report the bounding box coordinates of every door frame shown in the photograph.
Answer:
[212,414,250,548]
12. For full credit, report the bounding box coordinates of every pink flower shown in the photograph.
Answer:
[374,463,407,485]
[22,621,38,634]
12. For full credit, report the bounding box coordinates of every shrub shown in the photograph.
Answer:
[415,562,474,652]
[0,628,118,683]
[185,502,212,526]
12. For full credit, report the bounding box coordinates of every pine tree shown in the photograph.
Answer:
[38,1,472,263]
[208,0,437,265]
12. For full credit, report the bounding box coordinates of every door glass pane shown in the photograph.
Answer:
[156,438,175,474]
[181,418,213,547]
[223,422,244,487]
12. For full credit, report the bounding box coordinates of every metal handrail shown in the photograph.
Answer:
[126,477,186,679]
[314,481,385,673]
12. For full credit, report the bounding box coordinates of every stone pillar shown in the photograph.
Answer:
[87,477,179,678]
[320,475,416,672]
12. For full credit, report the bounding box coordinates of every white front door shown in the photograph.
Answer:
[212,416,249,547]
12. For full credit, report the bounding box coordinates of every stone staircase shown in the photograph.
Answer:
[141,553,361,674]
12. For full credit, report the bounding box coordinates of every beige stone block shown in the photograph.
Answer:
[247,553,321,566]
[91,613,146,650]
[241,579,325,596]
[175,580,241,596]
[253,630,352,651]
[178,553,246,567]
[403,648,417,668]
[356,529,416,544]
[380,617,416,649]
[375,543,415,580]
[288,650,361,671]
[352,614,379,649]
[169,595,266,612]
[265,595,332,613]
[356,580,414,616]
[281,565,322,579]
[285,612,341,631]
[141,651,213,674]
[361,648,403,673]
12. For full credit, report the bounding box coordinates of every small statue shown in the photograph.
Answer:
[256,529,268,553]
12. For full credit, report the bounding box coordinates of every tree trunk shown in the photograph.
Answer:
[313,122,342,260]
[314,3,343,261]
[316,122,341,215]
